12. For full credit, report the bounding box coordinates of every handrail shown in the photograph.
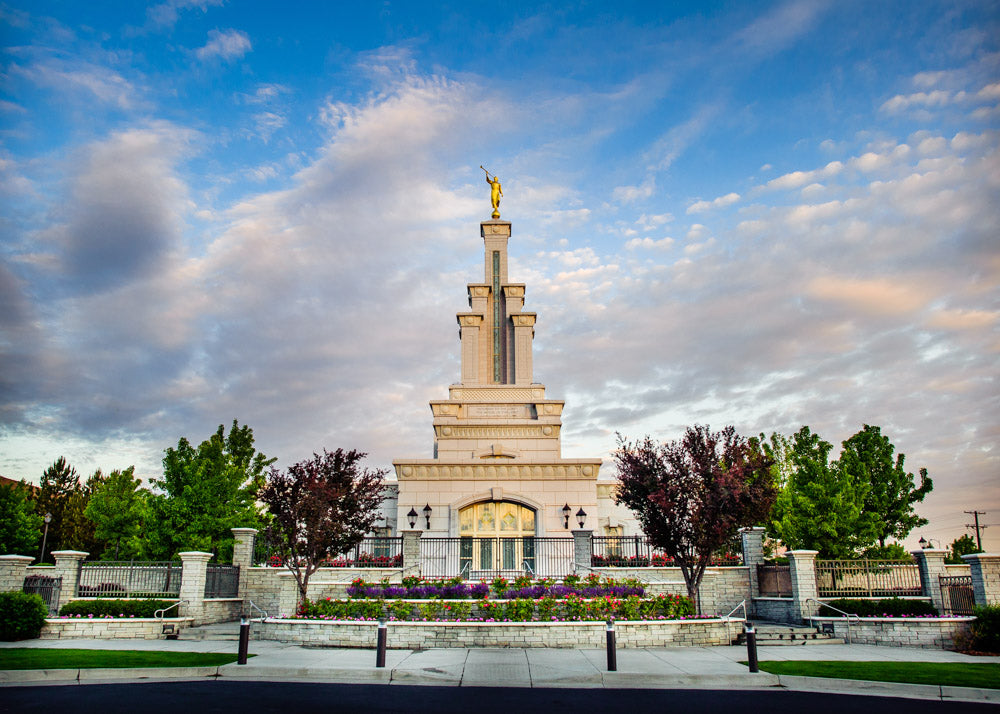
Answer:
[247,599,268,622]
[806,597,859,644]
[459,561,471,580]
[521,560,535,578]
[724,599,747,621]
[155,600,188,620]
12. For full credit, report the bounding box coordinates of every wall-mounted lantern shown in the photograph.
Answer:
[562,504,572,529]
[407,508,418,529]
[423,504,432,529]
[576,508,587,529]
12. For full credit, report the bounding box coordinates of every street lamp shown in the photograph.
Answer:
[562,504,571,529]
[918,536,938,549]
[576,508,587,529]
[40,513,52,564]
[407,508,419,529]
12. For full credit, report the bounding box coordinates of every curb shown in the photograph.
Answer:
[1,666,221,684]
[775,675,1000,704]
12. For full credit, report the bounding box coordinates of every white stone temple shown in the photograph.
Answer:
[384,216,637,573]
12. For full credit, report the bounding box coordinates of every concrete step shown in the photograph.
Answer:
[735,623,845,646]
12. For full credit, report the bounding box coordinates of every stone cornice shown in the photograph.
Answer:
[393,460,601,481]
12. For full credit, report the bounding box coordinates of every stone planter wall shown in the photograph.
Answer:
[753,597,796,623]
[40,617,194,640]
[589,566,750,616]
[253,618,738,649]
[808,616,973,649]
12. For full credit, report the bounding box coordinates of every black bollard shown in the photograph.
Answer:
[237,617,250,665]
[606,619,617,672]
[745,624,758,673]
[376,619,387,668]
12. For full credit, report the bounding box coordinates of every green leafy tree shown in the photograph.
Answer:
[767,426,878,558]
[862,542,910,559]
[947,534,981,564]
[35,457,80,554]
[144,420,274,561]
[839,424,932,549]
[258,449,387,604]
[0,481,43,555]
[85,467,147,560]
[61,469,106,557]
[614,426,777,610]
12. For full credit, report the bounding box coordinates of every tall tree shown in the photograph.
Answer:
[35,457,80,554]
[0,480,43,555]
[767,426,878,558]
[144,420,275,560]
[61,469,106,556]
[946,534,981,564]
[614,426,777,610]
[258,449,386,605]
[85,467,147,559]
[838,424,933,549]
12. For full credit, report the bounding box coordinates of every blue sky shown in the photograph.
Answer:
[1,1,998,550]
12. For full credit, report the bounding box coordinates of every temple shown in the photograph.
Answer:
[387,217,635,575]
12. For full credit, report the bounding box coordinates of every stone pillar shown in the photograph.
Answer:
[231,528,257,599]
[911,549,949,613]
[512,313,536,385]
[0,555,33,592]
[401,530,422,572]
[963,553,1000,607]
[458,314,482,384]
[178,551,213,625]
[277,571,302,617]
[786,550,819,624]
[572,530,593,572]
[51,550,88,610]
[741,527,765,616]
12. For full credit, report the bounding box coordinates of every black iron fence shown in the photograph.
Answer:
[23,574,62,614]
[591,536,744,568]
[77,561,182,598]
[816,559,922,598]
[204,564,240,598]
[939,574,975,615]
[419,536,575,579]
[255,536,403,569]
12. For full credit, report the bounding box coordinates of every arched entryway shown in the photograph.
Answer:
[458,501,536,576]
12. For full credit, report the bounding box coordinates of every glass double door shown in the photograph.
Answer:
[458,501,536,577]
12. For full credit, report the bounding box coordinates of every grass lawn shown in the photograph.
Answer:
[0,648,249,670]
[755,661,1000,690]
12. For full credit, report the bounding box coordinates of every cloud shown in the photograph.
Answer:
[687,192,740,214]
[195,29,252,62]
[764,161,843,191]
[731,0,828,58]
[144,0,224,31]
[9,59,138,110]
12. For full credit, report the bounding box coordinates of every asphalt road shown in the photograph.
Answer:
[2,682,996,714]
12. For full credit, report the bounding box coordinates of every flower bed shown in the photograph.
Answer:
[295,593,695,622]
[345,573,646,601]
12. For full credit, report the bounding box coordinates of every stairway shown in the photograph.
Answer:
[178,621,243,641]
[736,622,845,646]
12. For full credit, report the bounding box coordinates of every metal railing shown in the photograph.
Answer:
[23,574,62,614]
[756,564,792,597]
[255,536,403,568]
[77,561,182,598]
[204,564,240,598]
[815,558,922,598]
[939,574,975,615]
[247,599,268,622]
[155,600,188,619]
[591,536,744,568]
[419,536,575,579]
[807,597,860,644]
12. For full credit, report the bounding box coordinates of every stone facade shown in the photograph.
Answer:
[254,618,737,649]
[810,616,973,648]
[40,618,194,640]
[0,555,34,592]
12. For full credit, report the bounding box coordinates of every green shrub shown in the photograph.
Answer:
[968,605,1000,652]
[58,599,174,618]
[387,599,412,620]
[819,598,938,617]
[418,601,442,620]
[0,592,49,641]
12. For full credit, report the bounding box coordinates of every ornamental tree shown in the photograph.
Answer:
[614,425,777,611]
[257,449,387,606]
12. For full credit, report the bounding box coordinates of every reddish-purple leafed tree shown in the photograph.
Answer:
[258,449,387,605]
[614,426,777,611]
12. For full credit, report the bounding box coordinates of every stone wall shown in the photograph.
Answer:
[40,618,194,640]
[201,599,242,625]
[242,567,405,617]
[809,616,973,649]
[253,618,738,648]
[753,597,796,623]
[592,566,749,616]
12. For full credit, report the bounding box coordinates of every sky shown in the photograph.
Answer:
[1,0,998,551]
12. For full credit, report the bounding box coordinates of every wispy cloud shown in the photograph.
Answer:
[195,29,252,62]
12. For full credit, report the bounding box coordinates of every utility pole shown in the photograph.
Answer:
[965,510,987,551]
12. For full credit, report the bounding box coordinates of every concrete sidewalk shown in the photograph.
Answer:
[1,637,998,704]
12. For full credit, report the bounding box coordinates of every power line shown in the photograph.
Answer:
[965,510,988,551]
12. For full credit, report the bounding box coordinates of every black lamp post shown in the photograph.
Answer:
[576,508,587,529]
[562,504,571,529]
[407,508,418,529]
[423,504,432,529]
[39,512,52,564]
